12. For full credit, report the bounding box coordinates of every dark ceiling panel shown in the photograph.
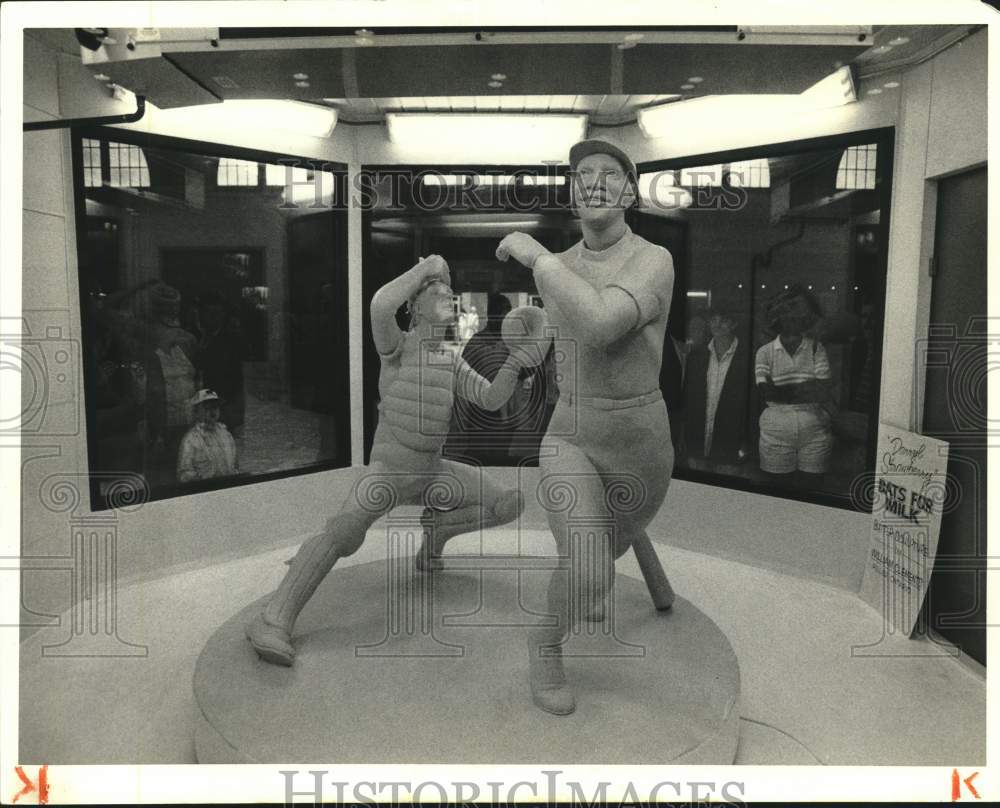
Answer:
[164,41,859,103]
[355,44,614,96]
[169,49,348,99]
[623,44,860,94]
[98,56,222,108]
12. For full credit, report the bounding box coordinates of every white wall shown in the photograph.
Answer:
[19,28,988,631]
[21,33,90,636]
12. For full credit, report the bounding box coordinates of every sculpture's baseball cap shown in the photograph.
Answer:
[568,138,638,188]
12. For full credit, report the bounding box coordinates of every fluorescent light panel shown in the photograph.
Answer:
[637,67,857,140]
[386,113,587,153]
[800,65,857,107]
[421,173,567,187]
[639,95,795,139]
[155,100,338,138]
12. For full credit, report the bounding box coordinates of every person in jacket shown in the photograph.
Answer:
[683,309,750,474]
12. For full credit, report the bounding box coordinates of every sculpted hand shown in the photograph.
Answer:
[496,232,549,269]
[506,341,545,369]
[416,254,451,287]
[501,306,550,369]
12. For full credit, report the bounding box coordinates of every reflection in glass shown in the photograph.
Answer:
[682,308,751,475]
[75,133,349,508]
[635,133,890,505]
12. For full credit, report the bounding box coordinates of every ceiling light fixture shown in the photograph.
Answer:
[491,73,507,81]
[688,76,704,83]
[488,80,503,89]
[799,65,857,107]
[681,84,695,90]
[883,80,900,89]
[888,36,910,46]
[617,41,637,50]
[422,174,476,187]
[292,72,309,81]
[93,73,110,81]
[154,100,338,138]
[640,66,856,139]
[867,88,882,95]
[871,45,893,55]
[295,81,311,88]
[640,96,787,139]
[385,113,587,158]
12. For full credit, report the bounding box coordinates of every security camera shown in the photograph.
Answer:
[75,27,111,51]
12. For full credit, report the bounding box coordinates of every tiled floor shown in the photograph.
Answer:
[19,525,985,765]
[236,392,329,475]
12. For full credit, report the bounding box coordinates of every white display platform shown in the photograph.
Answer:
[194,554,741,763]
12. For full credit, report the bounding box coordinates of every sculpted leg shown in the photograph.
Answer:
[529,439,612,715]
[415,460,524,572]
[246,462,412,666]
[601,415,677,612]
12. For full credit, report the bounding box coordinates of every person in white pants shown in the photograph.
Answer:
[755,284,836,487]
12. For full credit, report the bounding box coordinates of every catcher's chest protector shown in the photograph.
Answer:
[381,336,458,453]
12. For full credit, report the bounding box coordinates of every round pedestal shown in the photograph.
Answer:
[194,556,741,763]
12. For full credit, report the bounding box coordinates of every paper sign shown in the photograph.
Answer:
[858,422,950,635]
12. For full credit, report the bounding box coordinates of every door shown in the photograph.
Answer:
[921,166,987,665]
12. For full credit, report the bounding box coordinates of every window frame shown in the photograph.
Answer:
[70,126,351,512]
[214,156,265,189]
[636,126,895,513]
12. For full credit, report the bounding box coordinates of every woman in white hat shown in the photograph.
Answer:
[496,138,677,715]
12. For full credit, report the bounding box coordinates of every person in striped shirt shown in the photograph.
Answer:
[755,285,836,486]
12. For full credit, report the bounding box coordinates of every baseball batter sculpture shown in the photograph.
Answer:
[246,255,530,666]
[496,138,678,715]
